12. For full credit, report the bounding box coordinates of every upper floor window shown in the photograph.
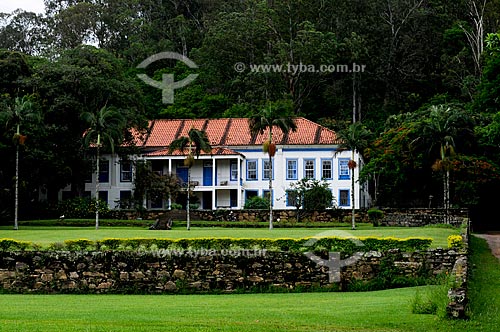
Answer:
[304,159,315,179]
[247,160,257,180]
[99,160,109,183]
[120,161,132,182]
[230,161,238,181]
[339,159,350,180]
[85,166,92,183]
[262,159,274,180]
[321,159,332,179]
[286,159,298,180]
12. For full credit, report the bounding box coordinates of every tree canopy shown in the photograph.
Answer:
[0,0,500,216]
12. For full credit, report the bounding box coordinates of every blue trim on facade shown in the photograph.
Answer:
[230,160,238,181]
[262,189,274,207]
[303,158,316,179]
[338,189,350,207]
[320,158,333,180]
[286,158,298,180]
[99,160,110,183]
[338,158,350,180]
[245,189,259,202]
[246,159,258,181]
[285,190,299,207]
[262,159,275,180]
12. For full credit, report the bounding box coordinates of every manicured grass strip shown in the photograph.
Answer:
[16,219,352,228]
[465,235,500,330]
[0,226,458,248]
[0,289,452,332]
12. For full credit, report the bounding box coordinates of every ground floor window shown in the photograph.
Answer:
[286,190,300,207]
[98,191,108,204]
[118,190,133,209]
[339,189,350,207]
[245,190,258,202]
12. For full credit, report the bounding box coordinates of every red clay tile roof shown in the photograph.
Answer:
[143,117,338,147]
[145,147,242,157]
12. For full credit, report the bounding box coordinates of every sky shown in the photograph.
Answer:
[0,0,45,14]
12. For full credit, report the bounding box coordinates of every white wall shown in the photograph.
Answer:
[236,147,366,209]
[62,146,369,210]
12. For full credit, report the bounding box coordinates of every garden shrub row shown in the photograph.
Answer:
[0,236,433,253]
[17,219,352,228]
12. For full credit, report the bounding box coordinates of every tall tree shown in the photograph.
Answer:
[168,128,212,230]
[421,105,474,221]
[0,95,41,230]
[336,122,371,230]
[82,105,126,230]
[248,101,297,230]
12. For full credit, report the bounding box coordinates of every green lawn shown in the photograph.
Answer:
[0,234,497,331]
[0,225,458,248]
[0,288,458,332]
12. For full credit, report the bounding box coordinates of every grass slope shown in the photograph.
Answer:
[0,289,446,332]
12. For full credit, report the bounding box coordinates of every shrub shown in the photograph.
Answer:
[0,236,432,253]
[63,239,95,251]
[56,197,110,219]
[303,186,334,210]
[367,208,384,226]
[244,196,269,209]
[170,203,183,210]
[0,238,32,251]
[60,236,432,253]
[447,235,463,249]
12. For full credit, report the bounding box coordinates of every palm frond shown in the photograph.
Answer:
[168,136,190,154]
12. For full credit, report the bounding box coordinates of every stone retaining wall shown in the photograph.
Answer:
[379,208,468,227]
[0,248,464,294]
[446,220,470,318]
[114,208,468,226]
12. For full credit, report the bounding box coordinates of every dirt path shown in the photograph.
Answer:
[475,233,500,260]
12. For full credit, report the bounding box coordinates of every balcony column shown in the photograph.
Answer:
[237,157,242,209]
[168,159,172,209]
[212,158,216,210]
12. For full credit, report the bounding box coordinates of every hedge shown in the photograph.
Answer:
[0,236,432,253]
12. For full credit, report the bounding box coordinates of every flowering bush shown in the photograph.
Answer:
[447,235,463,248]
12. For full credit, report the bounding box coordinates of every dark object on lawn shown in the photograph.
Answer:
[149,218,173,230]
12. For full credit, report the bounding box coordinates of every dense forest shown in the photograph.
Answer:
[1,0,500,220]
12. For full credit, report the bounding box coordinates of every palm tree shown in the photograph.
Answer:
[82,106,126,230]
[248,102,297,230]
[0,96,41,230]
[168,128,212,230]
[422,105,473,222]
[336,122,371,230]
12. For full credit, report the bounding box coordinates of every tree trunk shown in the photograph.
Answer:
[14,144,19,230]
[268,130,273,230]
[351,150,356,230]
[445,169,450,224]
[187,167,191,230]
[95,134,100,230]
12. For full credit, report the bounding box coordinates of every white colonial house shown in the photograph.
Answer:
[62,118,370,210]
